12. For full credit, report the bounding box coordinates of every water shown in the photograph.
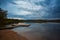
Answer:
[12,22,60,40]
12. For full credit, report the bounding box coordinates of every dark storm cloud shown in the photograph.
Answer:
[34,0,60,18]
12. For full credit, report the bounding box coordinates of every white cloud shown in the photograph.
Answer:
[30,0,45,2]
[6,0,44,16]
[14,1,43,11]
[5,0,46,19]
[8,17,24,20]
[14,10,32,15]
[6,3,32,15]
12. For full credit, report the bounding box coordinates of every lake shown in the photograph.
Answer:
[12,22,60,40]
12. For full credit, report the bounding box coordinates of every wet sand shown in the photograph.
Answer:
[0,29,28,40]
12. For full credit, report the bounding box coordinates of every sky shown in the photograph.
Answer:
[0,0,60,20]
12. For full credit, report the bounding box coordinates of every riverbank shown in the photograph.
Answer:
[0,29,28,40]
[0,23,30,30]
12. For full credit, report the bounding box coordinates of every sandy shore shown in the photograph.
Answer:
[0,29,28,40]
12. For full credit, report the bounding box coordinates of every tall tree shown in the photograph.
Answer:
[0,8,7,27]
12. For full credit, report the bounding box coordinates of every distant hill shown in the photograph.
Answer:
[18,19,60,23]
[4,19,60,25]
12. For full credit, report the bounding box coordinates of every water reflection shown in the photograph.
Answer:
[13,23,60,40]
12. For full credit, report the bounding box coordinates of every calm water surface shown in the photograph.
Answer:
[12,23,60,40]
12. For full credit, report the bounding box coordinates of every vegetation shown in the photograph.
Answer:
[0,8,7,27]
[5,19,60,24]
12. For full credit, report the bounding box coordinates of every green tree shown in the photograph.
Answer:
[0,8,7,27]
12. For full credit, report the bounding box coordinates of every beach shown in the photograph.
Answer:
[0,29,28,40]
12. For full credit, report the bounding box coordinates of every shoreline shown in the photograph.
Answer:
[0,23,30,30]
[0,29,28,40]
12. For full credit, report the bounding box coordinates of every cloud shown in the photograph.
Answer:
[8,17,24,20]
[13,10,32,15]
[14,1,43,11]
[1,0,60,19]
[1,0,44,19]
[12,0,45,19]
[5,2,32,15]
[5,0,44,18]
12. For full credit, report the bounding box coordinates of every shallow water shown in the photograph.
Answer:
[12,22,60,40]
